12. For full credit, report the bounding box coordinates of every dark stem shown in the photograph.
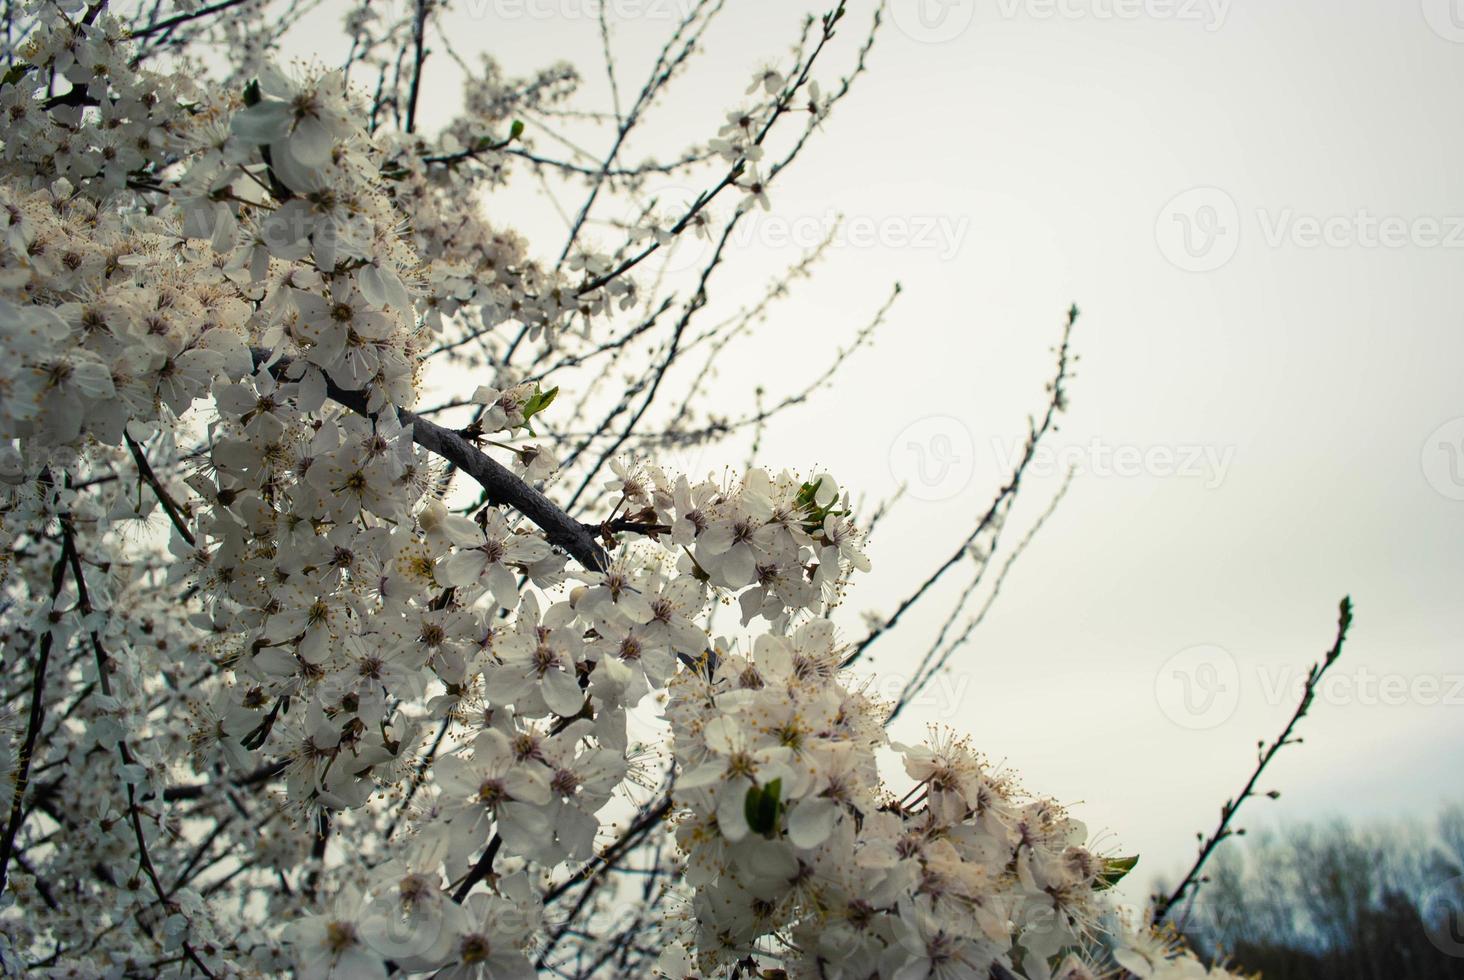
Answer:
[403,0,428,135]
[451,833,501,903]
[0,532,69,898]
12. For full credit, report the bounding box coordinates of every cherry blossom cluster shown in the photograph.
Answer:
[1,10,190,197]
[659,630,1246,980]
[612,464,871,628]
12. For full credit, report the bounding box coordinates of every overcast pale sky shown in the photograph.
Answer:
[283,0,1464,903]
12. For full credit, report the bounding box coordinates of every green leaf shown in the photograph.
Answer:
[744,778,782,837]
[794,478,822,510]
[517,384,559,435]
[1,64,31,87]
[510,119,525,141]
[794,476,846,532]
[1096,854,1139,890]
[242,78,261,107]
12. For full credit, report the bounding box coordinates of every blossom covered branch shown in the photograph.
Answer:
[0,2,1325,979]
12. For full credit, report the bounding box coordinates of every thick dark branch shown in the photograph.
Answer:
[252,350,607,571]
[1152,596,1355,923]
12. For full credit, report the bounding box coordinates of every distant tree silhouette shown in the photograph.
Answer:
[1178,805,1464,979]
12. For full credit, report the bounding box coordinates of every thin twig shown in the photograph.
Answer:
[130,0,253,38]
[843,304,1080,668]
[125,432,196,547]
[403,0,428,135]
[0,533,69,898]
[1152,596,1355,923]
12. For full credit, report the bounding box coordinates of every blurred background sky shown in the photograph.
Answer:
[282,0,1464,904]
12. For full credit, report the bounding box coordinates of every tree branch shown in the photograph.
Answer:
[130,0,254,38]
[1151,596,1355,924]
[403,0,428,135]
[253,350,607,571]
[126,432,196,547]
[0,532,69,899]
[843,304,1079,669]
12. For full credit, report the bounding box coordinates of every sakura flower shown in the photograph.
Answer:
[436,729,552,861]
[484,596,586,718]
[231,65,354,173]
[439,510,551,608]
[640,574,709,655]
[436,892,537,980]
[293,280,397,388]
[284,885,387,980]
[574,557,654,626]
[667,474,717,547]
[694,489,773,589]
[678,716,796,844]
[262,583,349,664]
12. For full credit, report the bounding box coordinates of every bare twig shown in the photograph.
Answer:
[0,532,69,898]
[125,432,196,547]
[884,470,1074,725]
[403,0,428,135]
[1151,596,1355,923]
[843,305,1080,669]
[130,0,254,38]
